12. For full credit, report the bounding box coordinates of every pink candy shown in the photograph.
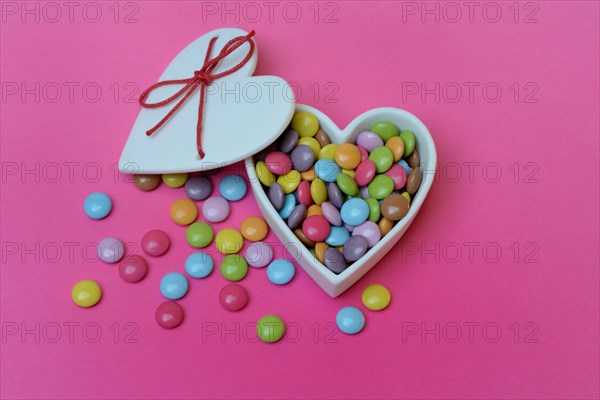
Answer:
[265,151,292,175]
[302,215,331,242]
[297,181,313,207]
[385,164,407,190]
[355,160,376,186]
[352,221,381,248]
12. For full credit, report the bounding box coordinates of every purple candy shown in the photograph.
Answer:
[360,186,370,199]
[343,235,368,262]
[323,248,347,274]
[97,237,125,264]
[356,131,384,152]
[290,144,314,172]
[268,183,284,211]
[352,221,381,248]
[287,204,307,229]
[321,202,342,226]
[202,196,230,222]
[327,182,344,209]
[278,129,299,153]
[184,176,212,200]
[245,242,273,268]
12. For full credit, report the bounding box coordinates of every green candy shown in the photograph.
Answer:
[368,175,394,200]
[220,255,248,281]
[400,130,416,157]
[368,146,394,173]
[186,222,214,248]
[336,173,359,196]
[365,198,381,222]
[370,121,399,142]
[256,315,285,343]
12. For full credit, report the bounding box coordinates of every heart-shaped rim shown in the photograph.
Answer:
[246,104,437,297]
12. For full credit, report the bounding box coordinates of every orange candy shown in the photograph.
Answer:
[385,136,405,162]
[306,204,323,217]
[378,217,394,237]
[170,198,198,225]
[301,167,316,181]
[315,242,329,264]
[334,143,361,169]
[240,216,269,241]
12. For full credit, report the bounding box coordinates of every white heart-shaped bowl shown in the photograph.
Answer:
[246,104,437,297]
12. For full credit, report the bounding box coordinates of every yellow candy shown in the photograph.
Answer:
[385,136,405,162]
[362,284,391,311]
[255,161,276,187]
[277,170,301,194]
[318,144,338,160]
[400,191,411,205]
[298,137,321,158]
[301,167,316,181]
[315,242,329,264]
[215,228,244,254]
[341,169,355,179]
[310,178,327,205]
[72,280,102,308]
[162,173,188,188]
[291,111,319,137]
[306,204,322,217]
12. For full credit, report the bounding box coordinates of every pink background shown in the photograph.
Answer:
[1,1,599,399]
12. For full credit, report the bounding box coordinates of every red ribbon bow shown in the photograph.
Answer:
[138,31,256,159]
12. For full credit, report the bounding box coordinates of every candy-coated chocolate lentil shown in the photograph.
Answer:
[219,174,247,201]
[277,170,301,194]
[72,280,101,307]
[353,221,381,248]
[343,235,368,261]
[184,175,213,200]
[268,182,285,210]
[291,111,319,137]
[267,259,295,285]
[84,192,112,220]
[186,222,214,248]
[240,216,268,241]
[296,180,313,207]
[119,255,148,283]
[362,284,391,311]
[298,137,321,158]
[341,169,355,179]
[381,193,410,221]
[287,204,307,229]
[202,196,230,222]
[301,167,316,181]
[323,247,347,273]
[336,173,359,196]
[265,151,292,176]
[318,143,338,160]
[314,159,340,183]
[97,237,125,263]
[327,183,344,208]
[254,143,277,162]
[155,301,184,329]
[385,136,405,162]
[185,252,214,278]
[295,229,315,247]
[315,129,331,147]
[321,202,342,226]
[385,164,408,191]
[370,121,399,141]
[365,197,381,222]
[407,147,420,169]
[160,272,188,300]
[336,306,365,334]
[356,130,384,152]
[134,174,161,191]
[367,175,394,199]
[315,242,329,263]
[397,159,412,174]
[170,198,198,226]
[378,217,394,237]
[310,178,327,205]
[278,128,299,153]
[220,255,248,281]
[302,215,331,242]
[401,191,411,205]
[162,173,188,188]
[344,222,355,232]
[369,146,394,173]
[219,284,249,311]
[359,186,370,199]
[215,228,244,254]
[355,160,377,186]
[256,315,285,343]
[278,194,296,219]
[340,198,370,226]
[334,143,361,170]
[406,167,422,195]
[290,145,315,172]
[399,130,416,157]
[245,242,273,268]
[357,145,369,162]
[255,161,277,187]
[325,226,350,247]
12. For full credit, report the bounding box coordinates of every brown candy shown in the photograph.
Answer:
[406,148,420,169]
[380,194,409,221]
[315,129,331,147]
[294,229,315,247]
[406,167,422,195]
[134,174,161,191]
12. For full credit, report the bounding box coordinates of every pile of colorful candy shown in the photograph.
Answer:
[255,111,422,274]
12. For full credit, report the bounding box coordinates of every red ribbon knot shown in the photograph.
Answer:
[138,30,256,159]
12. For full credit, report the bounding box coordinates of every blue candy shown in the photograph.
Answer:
[325,226,350,247]
[266,259,295,285]
[336,306,365,334]
[397,159,412,174]
[314,159,341,183]
[340,198,370,226]
[160,272,189,300]
[219,174,247,201]
[185,253,214,278]
[278,194,297,219]
[83,192,112,220]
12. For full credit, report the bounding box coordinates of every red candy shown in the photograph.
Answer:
[141,229,170,257]
[155,301,184,329]
[357,145,369,162]
[302,215,331,242]
[296,180,313,207]
[118,255,148,283]
[219,283,249,311]
[265,151,292,176]
[355,160,377,186]
[385,164,408,190]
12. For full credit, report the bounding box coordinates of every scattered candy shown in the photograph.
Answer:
[84,192,112,220]
[185,252,214,278]
[215,228,243,254]
[134,174,161,191]
[162,173,188,188]
[245,242,273,268]
[202,196,230,222]
[240,216,268,242]
[184,175,212,200]
[266,259,295,285]
[170,198,198,225]
[219,284,249,311]
[336,306,365,334]
[361,284,391,311]
[160,272,188,300]
[220,255,248,281]
[186,222,214,248]
[256,315,285,343]
[155,301,184,329]
[119,255,148,283]
[97,237,125,264]
[72,279,102,307]
[219,174,247,201]
[141,229,170,256]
